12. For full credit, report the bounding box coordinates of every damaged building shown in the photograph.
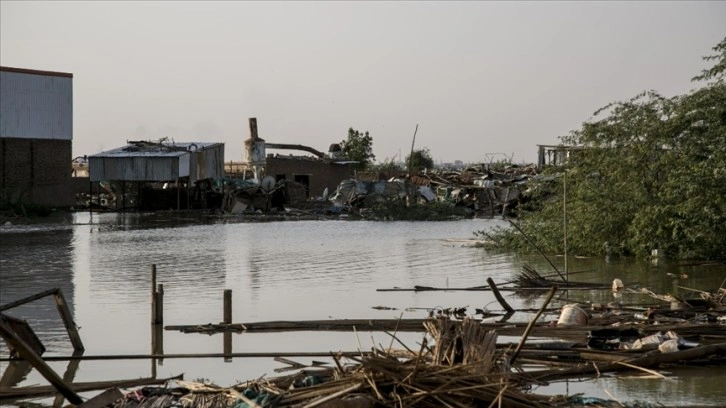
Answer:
[224,118,357,206]
[87,140,224,210]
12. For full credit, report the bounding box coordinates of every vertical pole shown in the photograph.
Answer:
[88,180,92,217]
[150,264,157,325]
[223,289,232,362]
[53,289,84,351]
[122,180,126,210]
[176,177,181,211]
[563,170,568,283]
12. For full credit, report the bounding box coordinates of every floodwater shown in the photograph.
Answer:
[1,212,725,406]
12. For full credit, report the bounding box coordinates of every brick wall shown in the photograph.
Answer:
[266,157,355,197]
[0,137,73,207]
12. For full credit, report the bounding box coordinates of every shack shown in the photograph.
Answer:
[0,66,74,208]
[88,140,224,210]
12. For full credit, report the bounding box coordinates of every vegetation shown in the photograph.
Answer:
[406,148,435,173]
[362,197,470,221]
[372,156,405,173]
[341,128,375,170]
[478,37,726,260]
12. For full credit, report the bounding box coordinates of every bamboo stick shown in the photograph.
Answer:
[509,286,558,365]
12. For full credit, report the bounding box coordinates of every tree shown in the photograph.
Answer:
[341,128,375,170]
[406,148,435,173]
[480,37,726,260]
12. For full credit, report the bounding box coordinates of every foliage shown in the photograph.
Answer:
[372,156,404,172]
[341,128,375,170]
[362,197,470,221]
[692,36,726,84]
[406,147,435,173]
[479,37,726,260]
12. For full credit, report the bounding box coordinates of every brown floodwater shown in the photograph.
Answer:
[1,212,724,406]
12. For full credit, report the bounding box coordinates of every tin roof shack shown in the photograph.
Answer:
[0,66,74,210]
[88,141,224,211]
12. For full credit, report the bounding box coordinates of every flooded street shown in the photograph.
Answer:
[1,213,725,406]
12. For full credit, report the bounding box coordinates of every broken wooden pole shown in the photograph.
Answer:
[0,318,83,405]
[509,286,558,365]
[54,289,84,351]
[487,278,514,314]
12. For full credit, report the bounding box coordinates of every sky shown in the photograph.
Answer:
[1,1,724,165]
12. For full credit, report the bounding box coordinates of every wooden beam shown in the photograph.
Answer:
[54,289,84,351]
[0,288,58,312]
[0,317,82,405]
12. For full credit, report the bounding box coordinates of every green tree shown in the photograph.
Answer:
[480,37,726,260]
[406,148,435,173]
[341,128,375,170]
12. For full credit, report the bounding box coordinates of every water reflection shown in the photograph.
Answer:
[0,226,75,354]
[1,215,725,405]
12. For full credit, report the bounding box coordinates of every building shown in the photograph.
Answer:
[265,153,357,198]
[88,140,224,210]
[0,66,74,207]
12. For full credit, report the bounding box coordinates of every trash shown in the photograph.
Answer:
[557,304,589,326]
[631,332,664,349]
[612,278,624,292]
[659,339,679,353]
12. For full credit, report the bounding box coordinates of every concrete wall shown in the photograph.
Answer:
[266,157,355,197]
[0,137,73,207]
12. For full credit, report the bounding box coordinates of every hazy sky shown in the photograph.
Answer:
[1,2,724,164]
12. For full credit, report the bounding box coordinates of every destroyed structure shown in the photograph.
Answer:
[86,140,224,211]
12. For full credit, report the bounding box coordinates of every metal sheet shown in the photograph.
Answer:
[0,70,72,140]
[89,142,224,182]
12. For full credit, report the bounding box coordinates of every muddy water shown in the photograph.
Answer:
[1,212,725,406]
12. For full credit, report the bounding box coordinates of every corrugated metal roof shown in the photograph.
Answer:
[89,142,224,182]
[90,142,220,158]
[0,66,73,78]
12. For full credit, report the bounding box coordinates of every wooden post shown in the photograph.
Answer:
[150,264,157,325]
[88,180,92,217]
[155,284,164,325]
[223,290,232,324]
[223,289,232,362]
[54,289,84,351]
[0,318,83,405]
